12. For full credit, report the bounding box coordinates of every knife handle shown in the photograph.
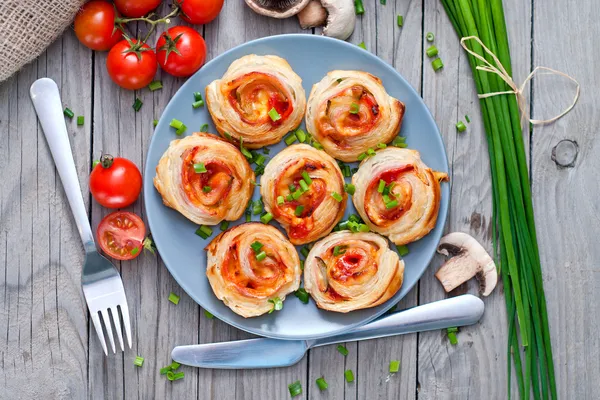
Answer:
[310,294,484,348]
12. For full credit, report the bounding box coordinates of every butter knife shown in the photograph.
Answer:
[172,294,484,369]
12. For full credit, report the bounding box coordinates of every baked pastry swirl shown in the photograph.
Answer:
[154,132,255,225]
[206,223,301,317]
[352,147,448,245]
[303,231,404,312]
[261,144,346,245]
[305,70,405,161]
[205,54,306,149]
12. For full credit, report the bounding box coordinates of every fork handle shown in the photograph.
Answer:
[30,78,95,253]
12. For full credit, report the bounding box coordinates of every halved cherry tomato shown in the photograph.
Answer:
[106,39,157,90]
[74,0,123,51]
[114,0,162,18]
[178,0,224,25]
[90,155,142,208]
[156,26,206,77]
[97,212,146,260]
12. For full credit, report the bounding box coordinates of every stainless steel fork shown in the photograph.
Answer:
[30,78,132,355]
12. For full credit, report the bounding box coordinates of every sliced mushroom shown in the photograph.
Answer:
[245,0,312,18]
[298,1,328,29]
[435,232,498,296]
[295,0,356,40]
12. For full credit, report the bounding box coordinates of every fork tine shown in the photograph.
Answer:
[111,306,124,351]
[101,309,116,354]
[91,312,108,356]
[120,303,132,348]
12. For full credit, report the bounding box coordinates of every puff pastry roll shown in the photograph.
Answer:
[205,54,306,149]
[305,70,405,162]
[352,147,448,245]
[261,144,347,245]
[154,132,255,225]
[304,231,404,312]
[206,223,301,317]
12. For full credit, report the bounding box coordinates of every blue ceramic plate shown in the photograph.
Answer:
[144,34,449,340]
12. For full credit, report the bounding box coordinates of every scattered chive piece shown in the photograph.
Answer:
[254,154,266,166]
[92,160,100,168]
[357,152,367,161]
[195,225,213,239]
[170,118,184,130]
[333,245,346,256]
[223,132,232,140]
[378,180,386,193]
[380,0,386,4]
[245,210,251,222]
[251,241,264,252]
[292,189,302,200]
[426,45,439,58]
[168,292,180,305]
[239,138,253,159]
[382,194,391,204]
[299,180,309,193]
[169,361,181,370]
[252,199,263,215]
[194,162,207,173]
[193,92,202,101]
[160,366,170,375]
[268,297,283,313]
[130,247,140,256]
[337,345,349,356]
[277,195,285,205]
[367,148,376,156]
[389,360,400,373]
[220,221,229,231]
[133,98,143,112]
[377,143,387,149]
[465,114,471,123]
[397,15,403,27]
[354,0,364,15]
[302,171,312,185]
[63,107,74,118]
[263,147,271,155]
[286,194,293,202]
[77,116,84,126]
[312,141,324,150]
[432,58,444,72]
[289,183,297,192]
[295,205,305,216]
[294,288,309,304]
[260,212,273,224]
[176,124,187,135]
[447,326,459,333]
[349,102,360,114]
[202,186,212,193]
[296,129,307,143]
[300,260,304,270]
[345,369,355,382]
[358,41,367,50]
[386,200,399,209]
[200,124,209,132]
[396,245,409,256]
[256,251,267,261]
[168,371,185,381]
[268,107,281,122]
[336,78,343,83]
[392,136,406,146]
[153,119,158,127]
[426,32,435,42]
[358,223,369,232]
[148,80,163,91]
[301,246,310,258]
[316,377,328,391]
[344,183,356,195]
[192,100,204,109]
[288,380,302,397]
[134,356,144,367]
[204,309,214,319]
[447,331,458,345]
[456,121,467,132]
[284,133,298,146]
[331,192,343,202]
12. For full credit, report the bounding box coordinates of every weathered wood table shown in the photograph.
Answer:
[1,0,597,398]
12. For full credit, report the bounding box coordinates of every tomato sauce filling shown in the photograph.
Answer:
[225,72,293,126]
[365,166,414,224]
[181,147,234,206]
[329,247,377,285]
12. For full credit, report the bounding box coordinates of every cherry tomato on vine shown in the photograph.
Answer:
[97,211,146,260]
[106,38,157,90]
[114,0,162,18]
[178,0,224,25]
[156,26,206,77]
[90,155,142,208]
[74,0,122,51]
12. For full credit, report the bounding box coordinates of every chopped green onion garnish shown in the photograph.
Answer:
[447,331,458,345]
[316,377,328,391]
[336,78,343,83]
[312,141,324,150]
[194,163,207,173]
[92,160,100,168]
[77,116,84,126]
[263,147,271,154]
[289,183,297,192]
[288,380,302,397]
[239,138,253,159]
[223,132,232,140]
[195,225,213,239]
[300,260,304,270]
[432,58,444,71]
[380,0,386,4]
[296,129,307,143]
[465,114,471,123]
[426,32,435,42]
[385,200,399,209]
[245,210,251,222]
[367,148,376,156]
[169,361,181,370]
[260,212,273,224]
[301,246,310,258]
[382,194,391,204]
[397,15,403,27]
[256,251,267,261]
[331,192,343,202]
[358,223,369,232]
[133,98,143,112]
[192,100,204,109]
[193,92,202,101]
[396,245,409,256]
[333,245,346,256]
[378,180,386,193]
[349,102,360,114]
[220,221,229,231]
[268,107,281,122]
[426,45,439,58]
[134,356,144,367]
[176,124,187,135]
[354,0,364,15]
[268,297,283,313]
[344,184,356,195]
[358,42,367,50]
[286,194,293,202]
[204,309,214,319]
[203,186,212,193]
[153,119,158,127]
[148,80,163,91]
[168,292,180,305]
[252,199,263,215]
[392,136,406,146]
[389,360,400,373]
[254,154,266,166]
[357,152,367,161]
[160,366,170,375]
[277,195,285,205]
[251,241,263,252]
[167,371,185,381]
[63,107,74,118]
[447,326,458,333]
[292,189,302,200]
[302,171,312,185]
[295,205,305,216]
[345,369,355,382]
[299,179,309,192]
[130,247,140,256]
[377,143,387,149]
[200,124,209,132]
[349,214,361,223]
[285,133,298,146]
[337,345,349,356]
[456,121,467,132]
[170,118,184,130]
[294,288,309,304]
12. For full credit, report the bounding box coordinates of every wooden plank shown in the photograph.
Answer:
[417,0,531,398]
[0,29,92,398]
[531,0,600,398]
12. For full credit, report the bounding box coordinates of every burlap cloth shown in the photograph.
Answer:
[0,0,85,82]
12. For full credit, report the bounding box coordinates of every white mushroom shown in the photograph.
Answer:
[435,232,498,296]
[245,0,312,18]
[296,0,356,41]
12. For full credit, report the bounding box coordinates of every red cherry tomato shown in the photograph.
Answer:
[90,155,142,208]
[178,0,224,25]
[97,211,146,260]
[156,26,206,77]
[114,0,162,18]
[106,39,157,90]
[74,0,122,51]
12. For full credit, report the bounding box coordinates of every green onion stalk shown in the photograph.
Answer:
[440,0,556,399]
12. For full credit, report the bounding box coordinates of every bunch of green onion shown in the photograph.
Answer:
[440,0,556,398]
